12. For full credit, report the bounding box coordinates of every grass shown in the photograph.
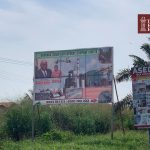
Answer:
[1,130,150,150]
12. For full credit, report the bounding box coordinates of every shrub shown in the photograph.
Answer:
[6,104,32,140]
[42,130,74,142]
[5,98,53,140]
[123,109,134,130]
[34,111,53,136]
[95,117,110,133]
[0,113,7,140]
[3,96,135,141]
[70,116,95,134]
[51,104,111,135]
[0,126,7,140]
[51,106,72,130]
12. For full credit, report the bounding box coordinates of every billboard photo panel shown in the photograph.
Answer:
[34,47,113,105]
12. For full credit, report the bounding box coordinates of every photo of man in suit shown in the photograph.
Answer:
[35,60,52,78]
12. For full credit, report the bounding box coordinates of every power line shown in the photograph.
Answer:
[0,57,33,66]
[0,68,32,78]
[0,56,33,82]
[0,75,32,84]
[0,71,32,80]
[0,70,33,83]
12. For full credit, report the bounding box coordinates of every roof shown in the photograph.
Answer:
[0,102,15,108]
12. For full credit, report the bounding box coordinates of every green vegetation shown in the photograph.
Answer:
[1,96,113,140]
[0,130,150,150]
[0,94,146,150]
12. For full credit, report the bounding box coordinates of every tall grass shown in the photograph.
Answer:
[0,96,135,140]
[51,104,111,134]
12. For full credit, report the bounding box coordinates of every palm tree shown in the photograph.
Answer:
[115,40,150,111]
[116,42,150,82]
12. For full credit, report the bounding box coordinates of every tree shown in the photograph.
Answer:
[115,39,150,110]
[116,41,150,82]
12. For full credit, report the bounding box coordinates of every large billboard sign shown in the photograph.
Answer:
[131,67,150,128]
[34,47,113,105]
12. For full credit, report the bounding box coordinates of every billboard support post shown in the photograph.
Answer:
[32,102,35,141]
[113,76,125,135]
[111,48,114,140]
[111,99,114,140]
[149,129,150,144]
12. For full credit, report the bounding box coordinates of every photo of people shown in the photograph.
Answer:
[35,60,52,78]
[34,78,64,100]
[60,55,86,77]
[85,48,112,88]
[52,64,62,78]
[35,57,61,79]
[98,47,112,64]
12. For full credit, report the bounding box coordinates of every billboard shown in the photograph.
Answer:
[34,47,113,105]
[131,67,150,128]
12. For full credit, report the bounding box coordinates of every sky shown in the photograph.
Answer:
[0,0,149,101]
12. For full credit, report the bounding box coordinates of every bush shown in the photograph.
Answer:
[5,98,53,140]
[0,127,7,140]
[123,109,134,130]
[51,106,72,130]
[71,116,96,134]
[114,108,135,130]
[95,117,110,133]
[34,111,53,136]
[6,104,32,140]
[3,96,135,141]
[42,130,74,142]
[0,113,7,140]
[51,104,111,135]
